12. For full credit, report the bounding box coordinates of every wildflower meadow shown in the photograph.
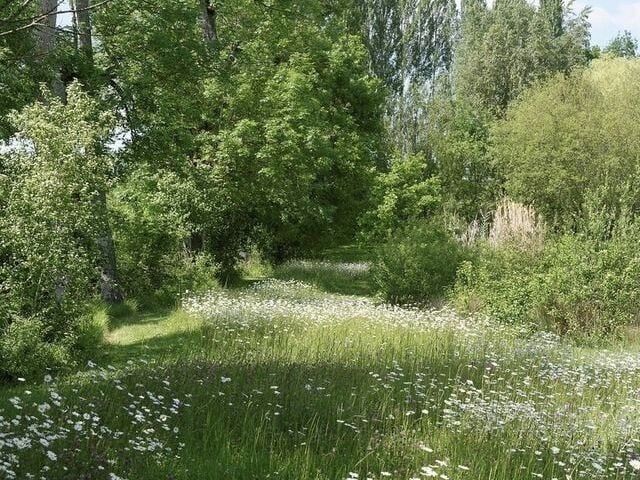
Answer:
[2,261,640,479]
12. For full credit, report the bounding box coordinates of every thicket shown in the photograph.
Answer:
[372,221,464,305]
[453,59,640,339]
[366,2,640,339]
[0,0,385,379]
[454,213,640,339]
[374,58,640,339]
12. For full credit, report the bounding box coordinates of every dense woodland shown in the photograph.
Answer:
[0,0,639,379]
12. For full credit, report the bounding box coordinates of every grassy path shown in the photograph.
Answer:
[2,259,640,480]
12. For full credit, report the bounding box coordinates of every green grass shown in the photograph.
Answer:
[2,258,640,479]
[271,247,375,296]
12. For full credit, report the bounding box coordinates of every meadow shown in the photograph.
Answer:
[2,259,640,480]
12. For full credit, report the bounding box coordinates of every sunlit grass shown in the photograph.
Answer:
[2,260,640,479]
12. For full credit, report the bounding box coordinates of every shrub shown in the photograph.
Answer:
[360,153,442,242]
[0,85,114,380]
[239,247,274,279]
[74,309,110,357]
[108,298,140,320]
[0,316,71,380]
[453,246,539,326]
[534,234,640,338]
[453,229,640,339]
[493,58,640,228]
[372,222,464,305]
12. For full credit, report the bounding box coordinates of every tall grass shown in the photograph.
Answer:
[2,268,640,479]
[488,199,546,249]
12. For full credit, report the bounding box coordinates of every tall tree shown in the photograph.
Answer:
[540,0,563,37]
[34,0,65,98]
[605,31,639,58]
[72,0,93,59]
[67,0,123,303]
[356,0,458,153]
[454,0,590,115]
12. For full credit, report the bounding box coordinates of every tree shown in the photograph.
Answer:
[0,84,116,377]
[540,0,563,37]
[92,0,385,288]
[72,0,93,59]
[605,31,638,58]
[454,0,590,114]
[356,0,458,153]
[492,58,640,227]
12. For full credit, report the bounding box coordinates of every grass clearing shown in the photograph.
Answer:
[2,260,640,479]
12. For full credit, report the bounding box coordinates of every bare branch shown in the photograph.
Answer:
[0,0,114,36]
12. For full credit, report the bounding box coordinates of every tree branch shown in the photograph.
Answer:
[0,0,114,36]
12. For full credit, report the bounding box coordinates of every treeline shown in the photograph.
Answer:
[369,1,640,342]
[1,0,639,378]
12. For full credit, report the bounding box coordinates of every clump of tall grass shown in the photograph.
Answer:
[488,199,546,249]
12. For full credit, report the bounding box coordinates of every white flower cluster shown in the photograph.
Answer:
[0,362,189,480]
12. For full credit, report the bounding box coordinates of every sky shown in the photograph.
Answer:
[574,0,640,46]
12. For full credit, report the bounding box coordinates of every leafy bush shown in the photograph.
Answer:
[372,222,464,305]
[74,310,110,357]
[453,229,640,339]
[0,85,114,379]
[0,317,71,379]
[453,246,539,326]
[360,153,442,242]
[110,176,219,304]
[493,58,640,228]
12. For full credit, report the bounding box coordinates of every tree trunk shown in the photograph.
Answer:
[96,191,124,304]
[69,3,122,304]
[35,0,66,99]
[200,0,218,48]
[35,0,57,54]
[72,0,93,59]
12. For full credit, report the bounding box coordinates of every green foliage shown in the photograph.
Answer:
[239,247,274,280]
[0,46,38,139]
[604,30,638,58]
[493,58,640,227]
[75,309,110,357]
[453,245,540,325]
[455,0,590,114]
[534,234,640,338]
[107,299,140,320]
[372,222,464,304]
[361,153,442,241]
[354,0,456,94]
[454,225,640,339]
[428,97,496,219]
[0,84,112,378]
[109,168,205,302]
[0,316,71,379]
[96,0,385,272]
[0,2,44,140]
[207,33,385,263]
